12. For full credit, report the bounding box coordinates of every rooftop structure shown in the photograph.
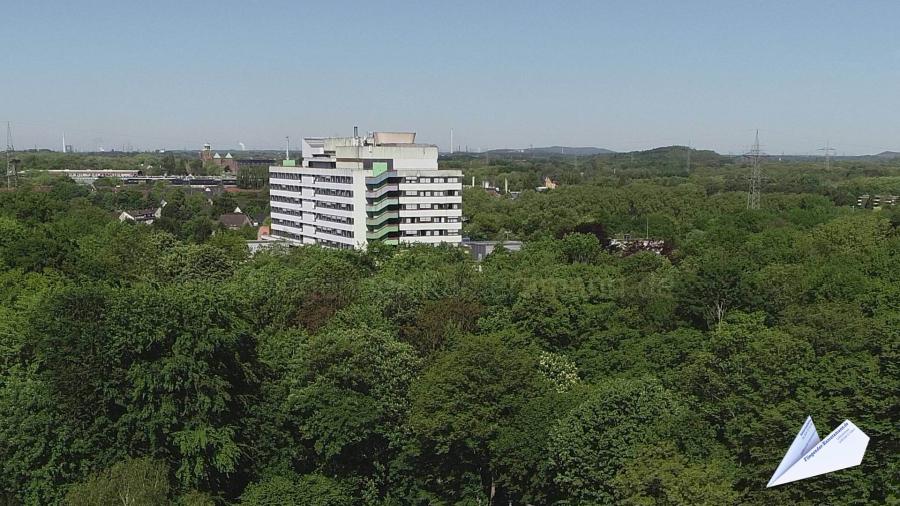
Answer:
[218,212,253,229]
[462,239,524,261]
[119,207,161,225]
[118,201,165,225]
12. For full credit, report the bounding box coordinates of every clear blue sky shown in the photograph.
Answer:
[2,1,898,154]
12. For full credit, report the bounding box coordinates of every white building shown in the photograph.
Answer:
[43,169,143,184]
[269,132,463,249]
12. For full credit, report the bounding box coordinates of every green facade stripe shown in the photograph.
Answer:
[367,224,399,240]
[366,198,399,213]
[366,184,399,199]
[366,170,397,186]
[366,211,399,226]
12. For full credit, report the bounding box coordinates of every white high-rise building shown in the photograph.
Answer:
[269,132,463,249]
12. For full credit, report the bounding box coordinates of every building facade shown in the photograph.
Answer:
[201,143,276,175]
[269,132,463,249]
[201,144,239,172]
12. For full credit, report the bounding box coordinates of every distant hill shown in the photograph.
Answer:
[873,151,900,159]
[486,146,616,156]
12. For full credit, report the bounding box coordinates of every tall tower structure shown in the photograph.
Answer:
[747,130,763,210]
[6,122,17,189]
[686,142,692,172]
[819,141,836,170]
[201,143,213,162]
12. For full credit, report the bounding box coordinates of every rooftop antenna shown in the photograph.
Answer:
[746,130,764,210]
[285,136,290,160]
[818,140,836,170]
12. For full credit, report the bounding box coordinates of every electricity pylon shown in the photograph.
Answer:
[818,141,836,170]
[5,122,15,189]
[747,130,763,210]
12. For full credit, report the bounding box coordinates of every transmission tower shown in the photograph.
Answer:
[5,122,16,189]
[686,141,692,172]
[746,130,763,210]
[818,141,836,170]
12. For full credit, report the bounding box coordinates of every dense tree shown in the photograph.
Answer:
[548,376,702,504]
[409,334,554,503]
[286,327,421,498]
[65,457,169,506]
[0,154,897,504]
[239,473,352,506]
[610,442,738,505]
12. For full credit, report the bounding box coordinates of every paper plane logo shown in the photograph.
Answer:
[767,416,869,487]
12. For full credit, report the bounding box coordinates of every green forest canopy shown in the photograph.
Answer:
[0,150,897,504]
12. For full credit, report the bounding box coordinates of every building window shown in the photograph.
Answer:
[318,213,354,225]
[316,201,354,211]
[316,175,352,184]
[315,188,353,198]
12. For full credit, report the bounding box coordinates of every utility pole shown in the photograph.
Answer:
[746,130,763,210]
[818,141,836,170]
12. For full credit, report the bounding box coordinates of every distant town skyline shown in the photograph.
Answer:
[2,1,898,155]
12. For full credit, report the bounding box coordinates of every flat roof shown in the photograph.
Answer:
[462,240,524,246]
